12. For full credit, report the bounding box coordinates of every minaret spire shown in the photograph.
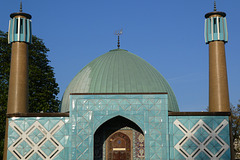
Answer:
[20,0,22,12]
[204,5,229,112]
[114,29,123,49]
[214,0,217,11]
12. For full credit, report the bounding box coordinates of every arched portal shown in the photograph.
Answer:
[94,116,145,160]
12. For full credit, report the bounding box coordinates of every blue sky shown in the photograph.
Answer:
[1,0,239,111]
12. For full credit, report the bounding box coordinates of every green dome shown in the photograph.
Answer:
[61,49,179,112]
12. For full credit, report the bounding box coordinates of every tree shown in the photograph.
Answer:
[232,101,240,141]
[0,30,60,158]
[232,101,240,159]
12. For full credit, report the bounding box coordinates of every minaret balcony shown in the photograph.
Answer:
[204,16,228,43]
[8,17,32,44]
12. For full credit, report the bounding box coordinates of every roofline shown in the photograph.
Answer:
[7,113,69,118]
[205,11,226,18]
[70,92,168,95]
[168,112,230,116]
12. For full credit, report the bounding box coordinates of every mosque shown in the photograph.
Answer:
[3,2,233,160]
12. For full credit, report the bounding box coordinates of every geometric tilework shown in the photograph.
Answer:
[8,119,64,160]
[6,97,232,160]
[70,94,169,160]
[173,118,230,160]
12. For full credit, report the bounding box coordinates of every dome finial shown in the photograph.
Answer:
[20,0,23,12]
[214,0,217,11]
[114,29,123,49]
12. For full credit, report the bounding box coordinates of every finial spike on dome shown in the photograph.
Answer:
[114,29,123,49]
[214,0,217,11]
[20,0,23,12]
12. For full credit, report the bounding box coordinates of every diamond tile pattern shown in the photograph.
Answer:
[70,94,169,160]
[206,139,222,155]
[29,153,43,160]
[182,139,198,155]
[169,116,231,160]
[28,128,44,144]
[40,140,57,156]
[195,152,210,160]
[7,95,232,160]
[7,117,66,160]
[194,127,209,143]
[15,140,31,157]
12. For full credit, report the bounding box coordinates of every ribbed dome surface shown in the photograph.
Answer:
[61,49,179,112]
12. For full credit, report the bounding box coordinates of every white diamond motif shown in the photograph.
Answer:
[8,120,64,160]
[174,119,229,160]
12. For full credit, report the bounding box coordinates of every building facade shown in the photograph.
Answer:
[4,3,233,160]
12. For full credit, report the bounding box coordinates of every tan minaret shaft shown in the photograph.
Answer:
[209,40,230,112]
[7,41,29,113]
[3,5,32,159]
[205,9,230,112]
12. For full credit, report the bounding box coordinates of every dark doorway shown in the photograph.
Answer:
[94,116,143,160]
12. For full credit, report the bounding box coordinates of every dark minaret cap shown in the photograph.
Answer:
[10,1,32,19]
[205,0,226,18]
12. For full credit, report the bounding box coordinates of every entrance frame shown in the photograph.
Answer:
[70,93,169,159]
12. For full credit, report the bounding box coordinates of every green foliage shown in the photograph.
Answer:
[0,30,60,158]
[232,102,240,141]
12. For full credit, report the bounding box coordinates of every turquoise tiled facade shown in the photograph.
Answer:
[169,116,231,160]
[7,94,231,160]
[70,94,169,160]
[7,117,70,160]
[7,94,170,160]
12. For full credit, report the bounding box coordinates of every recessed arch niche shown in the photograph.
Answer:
[94,116,145,160]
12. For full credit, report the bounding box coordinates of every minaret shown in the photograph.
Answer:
[3,3,32,159]
[7,2,32,113]
[204,2,230,112]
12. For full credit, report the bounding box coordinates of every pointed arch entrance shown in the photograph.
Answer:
[94,116,145,160]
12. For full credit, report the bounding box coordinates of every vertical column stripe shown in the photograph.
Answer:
[217,17,220,40]
[222,18,225,40]
[27,20,30,43]
[211,17,214,40]
[26,20,29,43]
[8,20,11,43]
[224,18,228,42]
[17,17,20,41]
[29,20,32,43]
[204,19,208,43]
[12,19,15,41]
[23,19,26,41]
[208,18,211,42]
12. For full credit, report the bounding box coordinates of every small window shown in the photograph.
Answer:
[218,18,221,33]
[20,19,23,34]
[15,19,18,33]
[213,18,217,33]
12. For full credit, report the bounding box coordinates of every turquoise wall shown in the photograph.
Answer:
[7,117,70,160]
[70,94,169,159]
[169,116,231,160]
[7,94,231,160]
[7,94,170,160]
